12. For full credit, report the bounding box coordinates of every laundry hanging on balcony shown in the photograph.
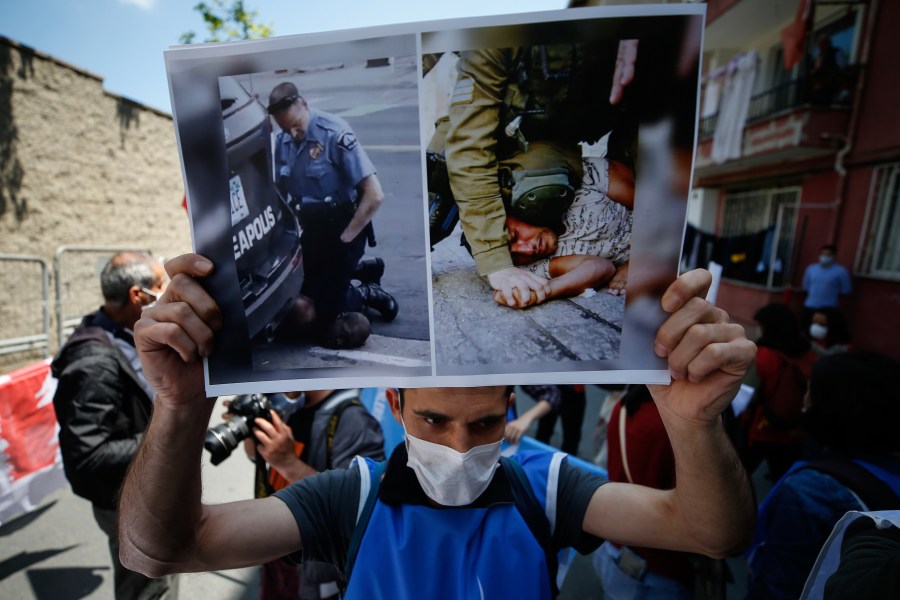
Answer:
[711,50,759,165]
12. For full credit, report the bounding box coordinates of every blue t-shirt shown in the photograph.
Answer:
[802,262,851,308]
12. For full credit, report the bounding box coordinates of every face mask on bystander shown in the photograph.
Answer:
[401,417,502,507]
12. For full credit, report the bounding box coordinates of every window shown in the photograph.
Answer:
[719,187,801,287]
[859,164,900,280]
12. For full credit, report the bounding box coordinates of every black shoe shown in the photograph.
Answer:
[356,283,399,322]
[353,257,385,285]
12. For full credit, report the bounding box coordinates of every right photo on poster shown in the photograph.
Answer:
[422,9,704,377]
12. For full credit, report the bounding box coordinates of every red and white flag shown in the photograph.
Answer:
[0,359,66,525]
[781,0,813,70]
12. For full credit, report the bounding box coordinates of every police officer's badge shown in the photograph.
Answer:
[337,131,359,152]
[309,142,324,160]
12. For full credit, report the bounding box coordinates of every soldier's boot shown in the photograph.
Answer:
[352,257,385,286]
[356,283,399,322]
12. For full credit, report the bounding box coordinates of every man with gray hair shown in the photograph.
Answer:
[51,251,177,599]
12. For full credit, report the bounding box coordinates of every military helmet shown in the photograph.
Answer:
[504,167,574,232]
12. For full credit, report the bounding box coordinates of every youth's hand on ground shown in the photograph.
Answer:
[488,266,550,308]
[133,254,222,408]
[648,270,756,427]
[492,288,543,309]
[607,262,629,296]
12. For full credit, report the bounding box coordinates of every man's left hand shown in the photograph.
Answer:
[648,269,756,427]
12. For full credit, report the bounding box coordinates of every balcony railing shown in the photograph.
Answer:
[698,73,854,141]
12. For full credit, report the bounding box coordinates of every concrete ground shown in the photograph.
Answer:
[0,397,259,600]
[432,225,626,371]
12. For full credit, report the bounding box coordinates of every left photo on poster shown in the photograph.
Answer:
[167,33,432,394]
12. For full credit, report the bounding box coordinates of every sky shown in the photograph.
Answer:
[1,0,566,114]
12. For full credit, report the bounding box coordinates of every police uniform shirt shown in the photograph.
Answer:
[273,445,605,577]
[276,108,376,204]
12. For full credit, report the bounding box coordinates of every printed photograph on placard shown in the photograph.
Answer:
[422,12,702,376]
[213,35,431,379]
[165,5,703,394]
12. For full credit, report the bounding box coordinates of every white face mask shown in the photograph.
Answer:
[819,254,834,266]
[810,323,828,340]
[402,419,502,507]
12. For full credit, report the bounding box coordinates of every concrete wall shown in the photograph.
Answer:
[0,37,192,372]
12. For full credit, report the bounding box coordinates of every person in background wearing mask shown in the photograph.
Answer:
[808,307,853,357]
[739,304,817,482]
[117,255,756,600]
[801,244,852,329]
[51,251,178,600]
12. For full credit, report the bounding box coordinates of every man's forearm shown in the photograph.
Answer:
[274,458,318,484]
[118,397,216,576]
[546,256,615,301]
[445,48,514,276]
[661,413,755,556]
[520,399,553,424]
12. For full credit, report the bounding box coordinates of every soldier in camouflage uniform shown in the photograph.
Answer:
[438,42,638,307]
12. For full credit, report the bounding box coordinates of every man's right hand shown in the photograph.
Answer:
[254,411,299,474]
[134,254,222,408]
[487,266,550,308]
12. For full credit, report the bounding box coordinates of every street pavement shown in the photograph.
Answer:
[0,397,259,600]
[432,225,626,370]
[243,58,432,372]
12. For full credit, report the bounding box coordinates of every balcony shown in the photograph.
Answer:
[695,75,854,184]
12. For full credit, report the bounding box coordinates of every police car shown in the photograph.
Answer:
[221,76,304,342]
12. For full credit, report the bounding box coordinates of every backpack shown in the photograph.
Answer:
[796,458,900,511]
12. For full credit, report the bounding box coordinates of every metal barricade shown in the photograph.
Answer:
[53,246,151,348]
[0,254,51,373]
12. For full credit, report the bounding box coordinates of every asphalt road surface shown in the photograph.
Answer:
[431,224,626,371]
[242,59,432,372]
[0,397,258,600]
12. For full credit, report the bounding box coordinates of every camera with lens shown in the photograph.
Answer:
[204,393,304,465]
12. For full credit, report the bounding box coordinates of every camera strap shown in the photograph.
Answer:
[324,394,364,469]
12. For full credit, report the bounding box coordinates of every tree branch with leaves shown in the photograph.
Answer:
[180,0,273,44]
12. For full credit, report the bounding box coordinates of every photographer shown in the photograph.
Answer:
[268,82,398,349]
[216,389,384,600]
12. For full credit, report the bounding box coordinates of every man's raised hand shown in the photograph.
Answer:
[648,269,756,426]
[133,254,222,407]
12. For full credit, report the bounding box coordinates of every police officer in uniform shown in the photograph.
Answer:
[268,82,398,348]
[439,42,638,307]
